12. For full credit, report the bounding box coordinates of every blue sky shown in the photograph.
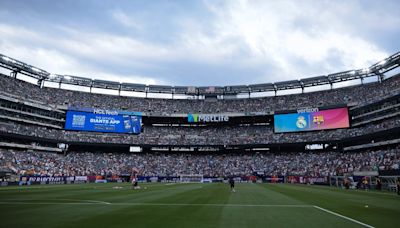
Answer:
[0,0,399,86]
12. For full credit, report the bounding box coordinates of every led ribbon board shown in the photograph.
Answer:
[274,107,349,133]
[65,109,141,134]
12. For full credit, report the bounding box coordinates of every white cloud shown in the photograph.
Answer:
[52,25,172,63]
[0,31,161,85]
[90,72,160,85]
[196,0,390,80]
[0,22,172,69]
[111,10,142,30]
[0,0,397,86]
[177,19,241,62]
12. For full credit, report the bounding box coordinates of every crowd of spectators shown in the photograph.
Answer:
[0,116,399,145]
[0,69,399,181]
[0,147,399,177]
[0,72,398,146]
[0,73,399,115]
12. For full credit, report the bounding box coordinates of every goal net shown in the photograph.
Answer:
[179,174,204,183]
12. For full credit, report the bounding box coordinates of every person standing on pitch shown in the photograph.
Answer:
[131,168,141,190]
[229,177,235,192]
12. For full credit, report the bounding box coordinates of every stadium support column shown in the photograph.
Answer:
[377,73,384,82]
[90,80,93,93]
[63,144,69,156]
[37,79,44,88]
[10,71,17,79]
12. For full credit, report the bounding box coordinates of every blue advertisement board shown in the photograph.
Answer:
[65,111,141,134]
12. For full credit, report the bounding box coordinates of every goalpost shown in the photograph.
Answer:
[179,174,204,183]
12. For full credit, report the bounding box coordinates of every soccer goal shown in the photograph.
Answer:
[179,174,204,183]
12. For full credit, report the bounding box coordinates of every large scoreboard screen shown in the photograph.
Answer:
[274,107,349,133]
[65,108,141,134]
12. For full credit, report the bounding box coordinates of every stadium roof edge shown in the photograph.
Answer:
[0,51,399,96]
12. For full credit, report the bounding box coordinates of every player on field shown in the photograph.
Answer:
[229,177,235,192]
[131,167,141,190]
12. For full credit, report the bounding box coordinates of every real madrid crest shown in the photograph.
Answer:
[296,116,307,128]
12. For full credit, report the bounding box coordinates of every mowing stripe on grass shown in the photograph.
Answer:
[313,206,375,228]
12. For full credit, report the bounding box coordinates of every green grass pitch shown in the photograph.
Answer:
[0,183,398,227]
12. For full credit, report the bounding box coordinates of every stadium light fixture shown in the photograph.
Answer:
[350,70,356,75]
[2,56,16,63]
[64,75,72,80]
[362,68,369,73]
[379,60,387,65]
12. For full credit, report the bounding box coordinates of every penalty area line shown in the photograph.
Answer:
[313,206,375,228]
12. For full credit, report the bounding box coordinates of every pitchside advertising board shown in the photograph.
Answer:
[19,176,88,185]
[274,107,350,133]
[65,107,142,134]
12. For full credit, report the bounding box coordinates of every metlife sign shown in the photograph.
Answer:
[188,114,229,123]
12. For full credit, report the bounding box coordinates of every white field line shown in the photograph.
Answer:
[0,183,194,191]
[0,202,109,205]
[80,200,111,205]
[0,198,112,205]
[60,199,111,205]
[313,206,375,228]
[108,203,313,207]
[0,201,312,208]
